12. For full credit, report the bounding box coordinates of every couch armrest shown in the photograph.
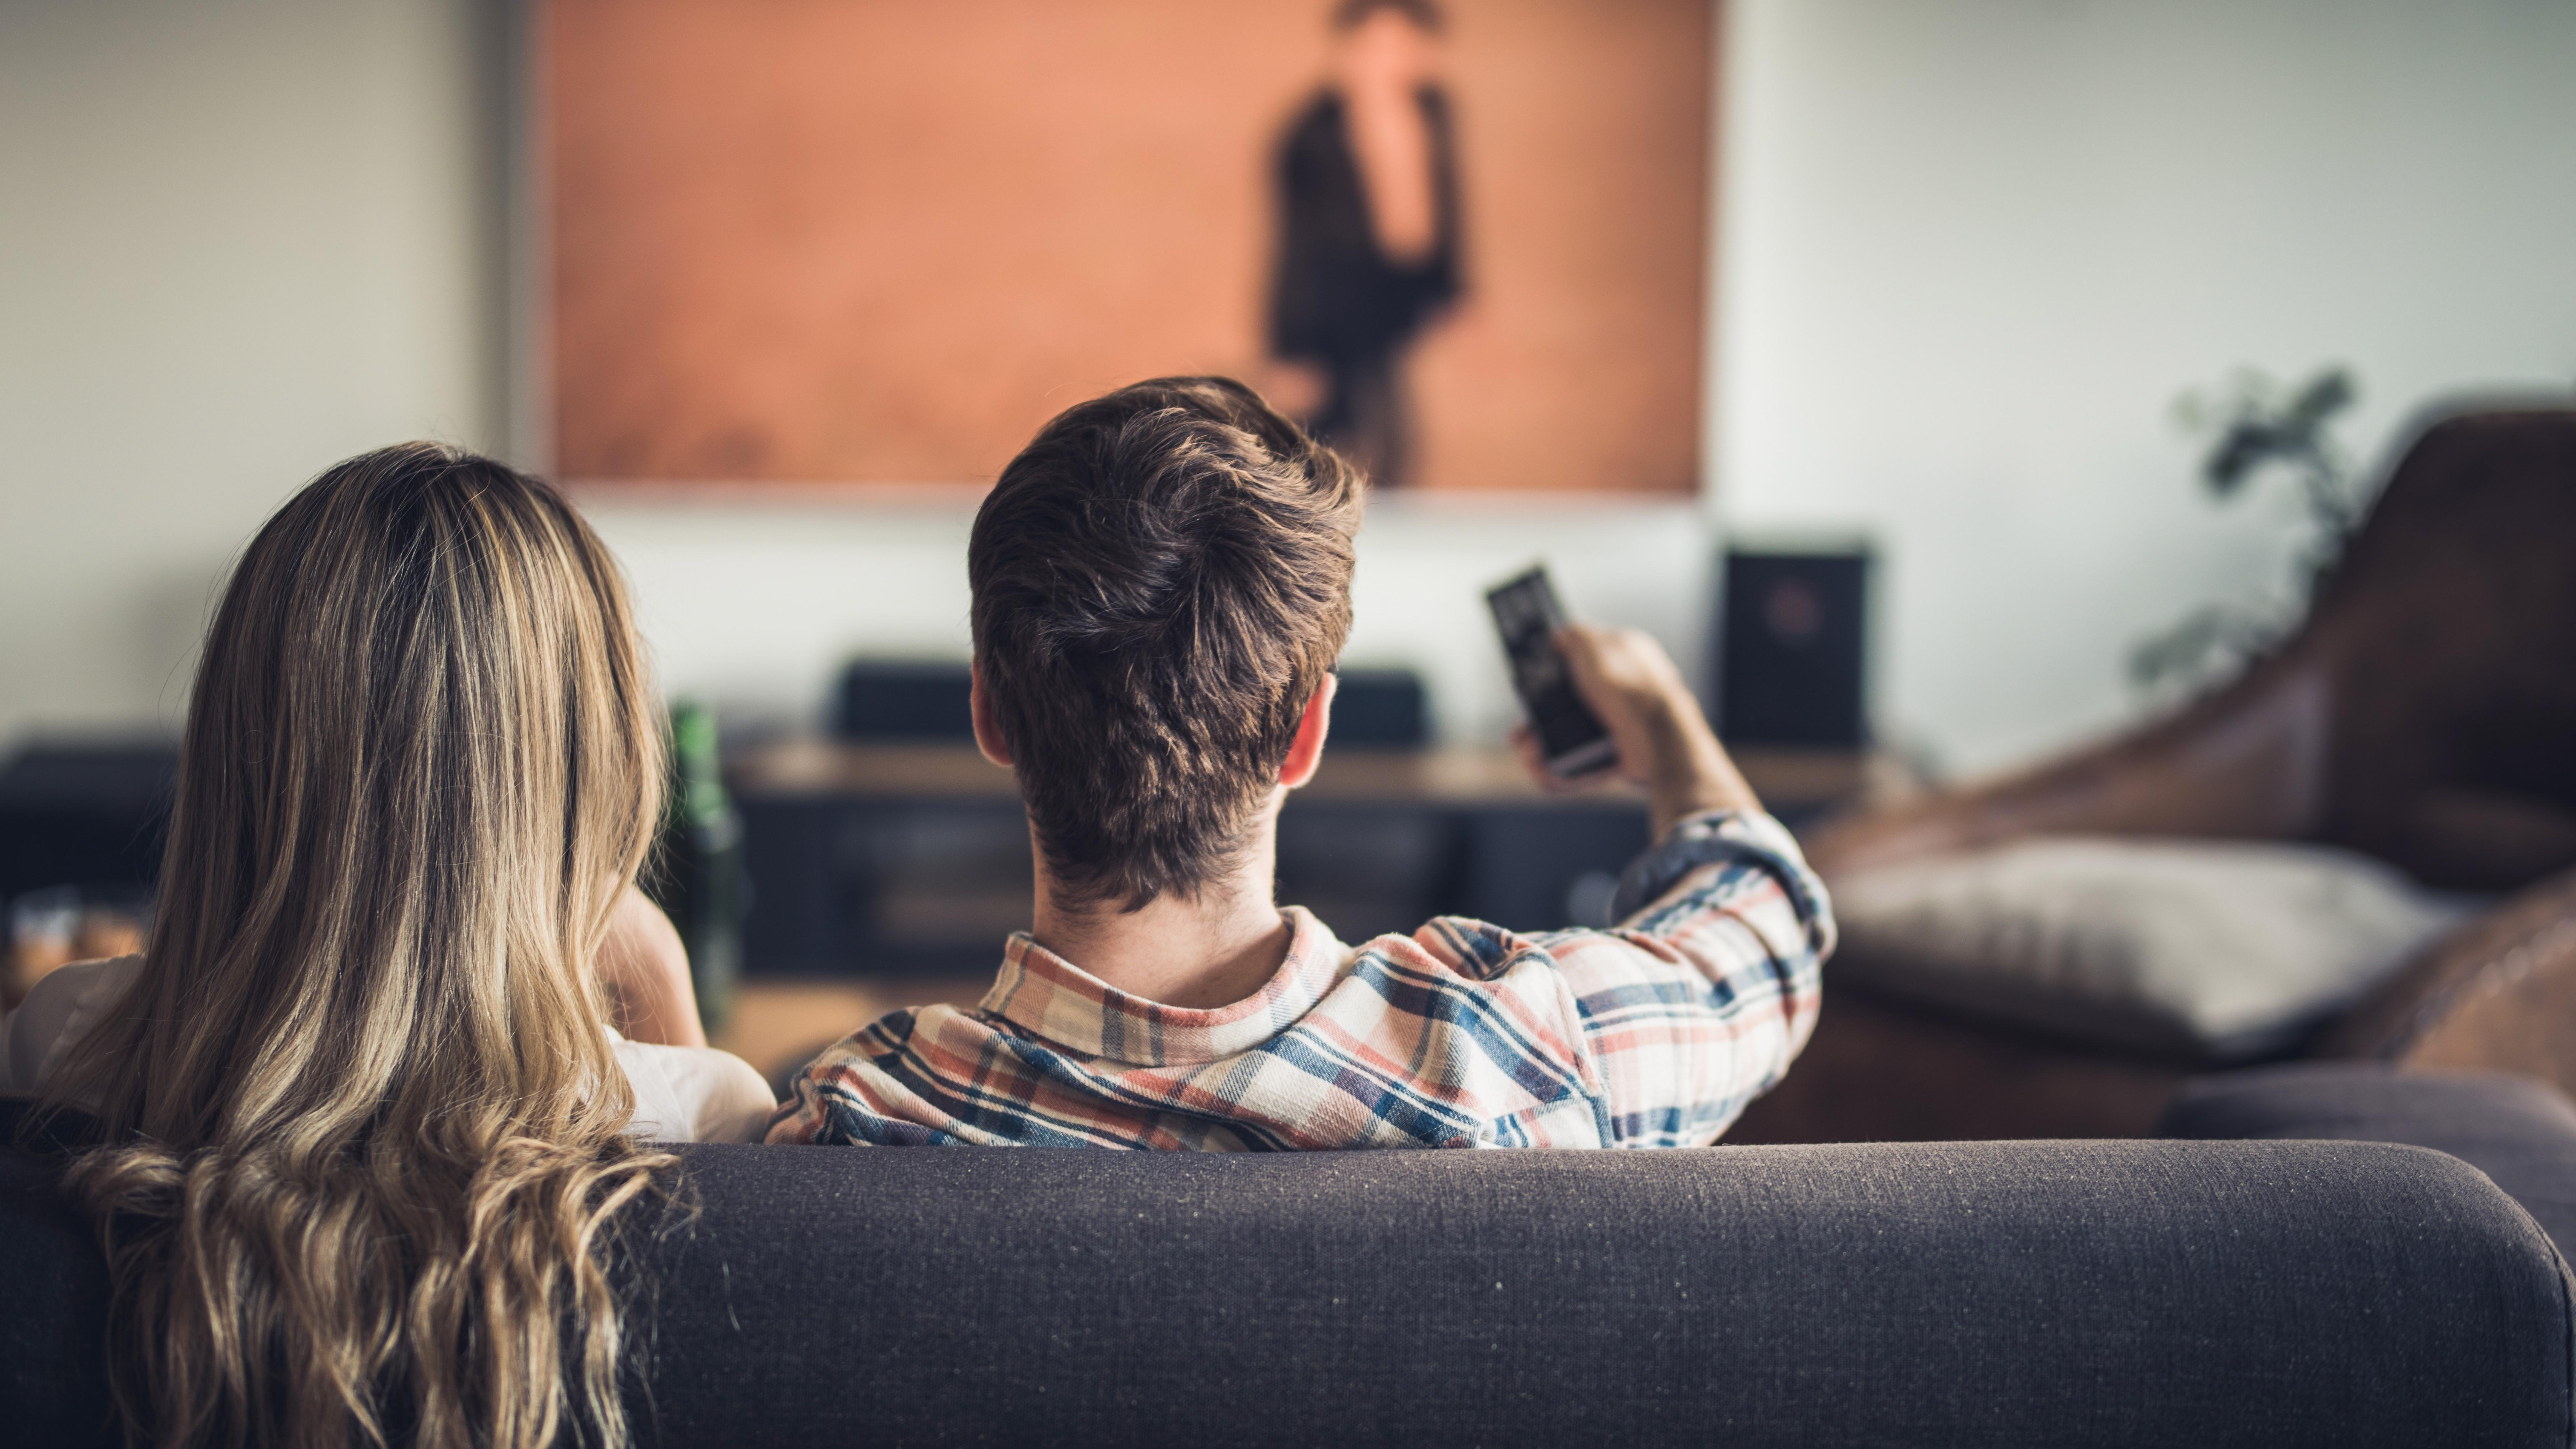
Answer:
[2159,1062,2576,1251]
[2321,865,2576,1094]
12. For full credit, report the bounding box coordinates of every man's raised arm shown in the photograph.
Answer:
[1511,623,1834,1144]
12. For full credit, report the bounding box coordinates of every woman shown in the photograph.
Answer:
[3,444,772,1447]
[1266,0,1463,488]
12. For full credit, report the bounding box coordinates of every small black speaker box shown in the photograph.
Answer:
[1717,548,1870,748]
[833,660,976,741]
[1329,668,1430,748]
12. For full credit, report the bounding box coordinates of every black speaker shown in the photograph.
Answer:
[1329,668,1430,747]
[0,740,177,900]
[1717,548,1870,748]
[834,660,976,741]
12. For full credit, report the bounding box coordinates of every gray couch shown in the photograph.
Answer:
[6,1076,2574,1447]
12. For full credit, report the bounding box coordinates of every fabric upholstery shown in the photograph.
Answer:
[0,1134,113,1448]
[2159,1061,2576,1253]
[639,1142,2573,1446]
[7,1125,2571,1446]
[1830,836,2473,1060]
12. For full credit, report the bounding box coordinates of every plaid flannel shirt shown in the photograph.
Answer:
[769,808,1832,1150]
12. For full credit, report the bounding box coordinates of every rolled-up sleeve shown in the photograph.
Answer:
[1539,810,1833,1145]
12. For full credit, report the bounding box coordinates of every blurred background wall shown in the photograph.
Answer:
[1715,0,2576,775]
[0,0,503,747]
[5,0,2573,775]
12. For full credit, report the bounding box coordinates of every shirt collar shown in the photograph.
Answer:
[981,907,1347,1066]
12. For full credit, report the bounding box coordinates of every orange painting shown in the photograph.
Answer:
[546,0,1713,493]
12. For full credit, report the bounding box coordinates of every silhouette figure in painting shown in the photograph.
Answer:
[1267,0,1463,488]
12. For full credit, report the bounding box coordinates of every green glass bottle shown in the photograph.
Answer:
[648,700,744,1038]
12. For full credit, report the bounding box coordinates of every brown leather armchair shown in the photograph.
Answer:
[1730,406,2576,1143]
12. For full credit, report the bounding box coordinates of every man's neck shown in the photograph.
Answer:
[1026,796,1292,1011]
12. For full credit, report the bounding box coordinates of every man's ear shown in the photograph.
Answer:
[970,660,1013,768]
[1279,673,1337,789]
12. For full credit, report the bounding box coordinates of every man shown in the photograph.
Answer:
[1266,0,1462,488]
[771,378,1831,1149]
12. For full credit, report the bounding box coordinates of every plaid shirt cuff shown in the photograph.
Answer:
[1610,808,1825,927]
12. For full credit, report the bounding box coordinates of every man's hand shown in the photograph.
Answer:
[596,885,708,1048]
[1511,624,1761,838]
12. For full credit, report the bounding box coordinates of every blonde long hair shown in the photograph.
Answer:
[48,444,671,1448]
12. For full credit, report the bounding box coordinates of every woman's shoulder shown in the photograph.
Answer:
[4,955,144,1093]
[610,1035,777,1144]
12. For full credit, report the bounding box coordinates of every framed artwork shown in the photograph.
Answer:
[546,0,1713,494]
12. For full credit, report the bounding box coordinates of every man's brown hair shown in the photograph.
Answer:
[969,376,1364,910]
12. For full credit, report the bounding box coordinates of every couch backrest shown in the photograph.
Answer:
[6,1137,2569,1447]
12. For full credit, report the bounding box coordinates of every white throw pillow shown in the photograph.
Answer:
[1830,837,2479,1061]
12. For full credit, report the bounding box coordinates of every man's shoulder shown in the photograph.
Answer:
[768,1001,999,1145]
[1392,914,1536,982]
[796,1000,994,1069]
[1318,917,1602,1046]
[1355,912,1664,989]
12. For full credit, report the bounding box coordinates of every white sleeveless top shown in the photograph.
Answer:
[2,957,778,1143]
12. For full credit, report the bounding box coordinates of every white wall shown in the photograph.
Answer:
[1715,0,2576,776]
[0,0,502,745]
[10,0,2575,770]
